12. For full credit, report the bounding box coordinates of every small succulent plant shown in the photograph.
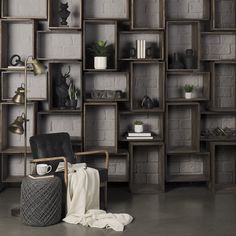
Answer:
[183,84,194,93]
[134,120,144,125]
[88,40,112,57]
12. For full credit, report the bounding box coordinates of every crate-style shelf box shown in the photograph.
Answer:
[211,62,236,111]
[201,32,236,61]
[84,0,129,20]
[0,20,35,69]
[48,61,82,111]
[131,0,165,29]
[166,103,200,153]
[84,103,117,153]
[166,152,210,183]
[37,31,82,60]
[48,0,82,30]
[119,31,164,61]
[201,112,236,141]
[119,111,164,141]
[1,0,48,19]
[167,21,200,71]
[1,153,32,183]
[131,62,165,111]
[210,142,236,192]
[129,142,165,193]
[166,72,210,102]
[212,0,236,30]
[84,72,129,102]
[1,71,47,102]
[37,112,82,141]
[0,102,37,153]
[166,0,210,20]
[84,20,117,71]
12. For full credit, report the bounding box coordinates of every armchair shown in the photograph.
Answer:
[29,132,109,210]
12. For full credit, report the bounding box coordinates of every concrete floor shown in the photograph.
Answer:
[1,185,236,236]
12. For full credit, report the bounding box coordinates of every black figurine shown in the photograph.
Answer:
[59,2,71,26]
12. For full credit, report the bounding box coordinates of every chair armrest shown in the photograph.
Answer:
[31,156,68,188]
[74,150,109,169]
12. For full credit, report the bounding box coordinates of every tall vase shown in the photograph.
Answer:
[184,49,195,69]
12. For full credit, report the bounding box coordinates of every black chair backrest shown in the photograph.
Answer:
[30,132,75,171]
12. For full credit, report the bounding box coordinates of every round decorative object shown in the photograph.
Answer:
[20,177,62,226]
[9,54,24,66]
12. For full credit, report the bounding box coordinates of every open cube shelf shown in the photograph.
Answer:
[212,0,236,30]
[166,103,200,153]
[1,71,47,102]
[166,0,210,20]
[211,62,236,111]
[48,0,82,29]
[211,142,236,192]
[166,21,200,71]
[0,20,35,69]
[1,0,48,19]
[84,72,129,102]
[129,142,164,193]
[131,0,165,29]
[84,103,117,153]
[166,152,210,183]
[84,0,129,20]
[48,61,82,111]
[131,62,165,111]
[166,72,210,102]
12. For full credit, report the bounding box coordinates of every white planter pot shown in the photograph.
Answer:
[134,124,143,133]
[94,56,107,69]
[185,92,192,99]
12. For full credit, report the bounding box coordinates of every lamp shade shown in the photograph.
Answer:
[12,84,25,104]
[30,59,46,75]
[8,114,25,135]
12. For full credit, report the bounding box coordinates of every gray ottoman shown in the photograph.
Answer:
[20,176,62,226]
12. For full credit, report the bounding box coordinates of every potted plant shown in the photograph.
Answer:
[88,40,112,70]
[134,120,144,133]
[183,84,194,99]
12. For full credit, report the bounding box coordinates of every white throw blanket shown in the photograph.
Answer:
[62,165,133,231]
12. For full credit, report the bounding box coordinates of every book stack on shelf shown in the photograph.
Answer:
[126,132,154,140]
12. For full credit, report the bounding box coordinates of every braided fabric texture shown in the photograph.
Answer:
[20,177,62,226]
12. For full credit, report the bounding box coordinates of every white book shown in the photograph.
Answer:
[136,40,141,59]
[28,174,54,180]
[142,40,146,59]
[126,136,153,140]
[128,132,152,137]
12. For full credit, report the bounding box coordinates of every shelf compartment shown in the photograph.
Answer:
[166,152,209,183]
[1,0,48,19]
[37,31,82,60]
[166,72,210,102]
[131,62,165,111]
[0,102,37,152]
[1,71,47,101]
[211,62,236,111]
[119,31,164,61]
[166,103,200,153]
[84,0,129,20]
[166,0,210,20]
[84,72,129,102]
[48,61,82,111]
[201,112,236,141]
[212,0,236,30]
[131,0,165,29]
[1,153,32,183]
[166,21,200,71]
[37,112,82,141]
[0,20,35,69]
[211,142,236,192]
[84,103,117,153]
[84,20,117,71]
[48,0,82,29]
[129,142,164,193]
[119,112,164,141]
[201,32,236,61]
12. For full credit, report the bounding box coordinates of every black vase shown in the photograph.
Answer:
[184,49,195,69]
[169,53,185,69]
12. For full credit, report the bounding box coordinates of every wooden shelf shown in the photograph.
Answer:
[166,175,209,183]
[1,146,31,154]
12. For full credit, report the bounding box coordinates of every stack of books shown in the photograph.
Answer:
[126,132,153,140]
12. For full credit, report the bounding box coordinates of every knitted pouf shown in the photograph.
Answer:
[20,176,62,226]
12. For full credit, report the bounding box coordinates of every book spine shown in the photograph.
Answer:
[128,133,151,137]
[142,40,146,59]
[136,40,141,59]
